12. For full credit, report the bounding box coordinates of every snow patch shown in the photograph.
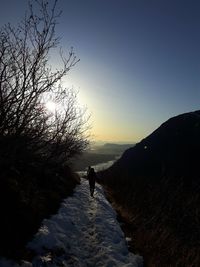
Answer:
[0,179,143,267]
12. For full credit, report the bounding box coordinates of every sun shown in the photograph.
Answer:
[45,101,56,112]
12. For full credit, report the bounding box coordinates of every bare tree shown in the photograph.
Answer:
[0,0,89,165]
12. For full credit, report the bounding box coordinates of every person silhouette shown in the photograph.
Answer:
[87,167,96,197]
[87,166,91,177]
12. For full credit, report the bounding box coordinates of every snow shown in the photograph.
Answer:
[0,179,143,267]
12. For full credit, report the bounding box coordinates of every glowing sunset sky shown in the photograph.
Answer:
[0,0,199,143]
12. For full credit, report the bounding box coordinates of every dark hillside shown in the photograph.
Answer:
[100,110,200,266]
[0,152,80,260]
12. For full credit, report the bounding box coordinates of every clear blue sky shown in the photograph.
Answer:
[0,0,200,142]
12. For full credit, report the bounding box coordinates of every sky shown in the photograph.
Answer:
[0,0,200,143]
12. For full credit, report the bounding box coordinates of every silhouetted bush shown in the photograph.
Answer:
[0,0,88,259]
[0,0,89,166]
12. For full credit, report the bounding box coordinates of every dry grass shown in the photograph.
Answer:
[102,180,200,267]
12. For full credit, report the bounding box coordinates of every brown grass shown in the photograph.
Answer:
[103,184,200,267]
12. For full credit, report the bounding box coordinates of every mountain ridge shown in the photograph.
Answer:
[100,110,200,266]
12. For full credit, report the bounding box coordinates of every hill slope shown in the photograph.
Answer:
[0,160,80,259]
[100,110,200,266]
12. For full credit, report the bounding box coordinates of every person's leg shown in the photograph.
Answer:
[90,187,92,196]
[90,187,94,197]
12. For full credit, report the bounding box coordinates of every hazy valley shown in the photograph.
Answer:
[71,143,135,171]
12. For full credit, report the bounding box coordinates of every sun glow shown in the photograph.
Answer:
[45,101,56,112]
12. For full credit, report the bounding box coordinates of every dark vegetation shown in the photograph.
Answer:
[0,163,80,259]
[100,110,200,267]
[0,0,88,259]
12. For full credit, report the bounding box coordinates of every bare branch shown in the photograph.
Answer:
[0,0,89,165]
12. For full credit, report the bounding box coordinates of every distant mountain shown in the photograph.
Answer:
[71,143,135,171]
[100,110,200,266]
[91,143,135,155]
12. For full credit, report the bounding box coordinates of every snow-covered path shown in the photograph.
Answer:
[0,179,143,267]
